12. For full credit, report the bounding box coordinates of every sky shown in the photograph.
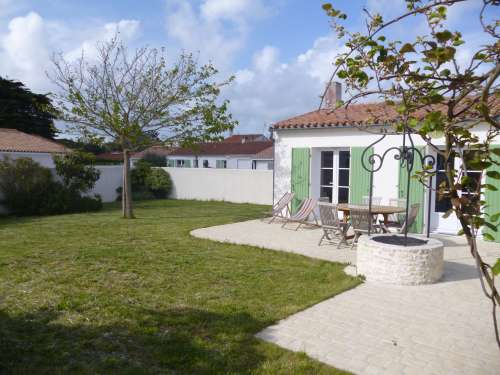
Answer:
[0,0,495,136]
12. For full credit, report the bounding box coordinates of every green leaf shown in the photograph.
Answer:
[486,170,500,179]
[490,212,500,222]
[484,183,498,191]
[483,233,495,242]
[399,43,415,54]
[493,259,500,276]
[435,30,453,43]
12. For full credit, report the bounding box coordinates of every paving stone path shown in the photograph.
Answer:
[192,219,500,375]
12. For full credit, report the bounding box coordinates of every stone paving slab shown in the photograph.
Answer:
[192,219,500,375]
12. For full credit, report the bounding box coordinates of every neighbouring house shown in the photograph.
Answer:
[0,128,69,167]
[165,137,273,170]
[271,88,499,241]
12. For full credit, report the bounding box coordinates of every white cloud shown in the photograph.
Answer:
[165,0,269,71]
[0,12,140,93]
[225,35,345,133]
[64,19,140,61]
[253,46,279,72]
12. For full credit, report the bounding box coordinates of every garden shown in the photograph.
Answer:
[0,199,360,374]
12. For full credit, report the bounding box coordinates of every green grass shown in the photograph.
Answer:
[0,200,360,374]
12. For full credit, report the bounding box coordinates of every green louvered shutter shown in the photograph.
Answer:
[184,160,191,168]
[216,160,224,168]
[349,147,373,204]
[291,148,310,213]
[398,146,425,233]
[484,145,500,242]
[167,159,175,167]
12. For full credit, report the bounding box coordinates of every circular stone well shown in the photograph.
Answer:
[356,234,444,285]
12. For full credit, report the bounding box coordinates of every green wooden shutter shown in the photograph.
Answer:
[349,147,373,204]
[184,160,191,168]
[216,160,224,168]
[291,148,310,213]
[167,159,175,167]
[398,146,425,233]
[484,145,500,242]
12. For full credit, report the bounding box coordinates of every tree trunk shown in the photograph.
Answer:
[122,149,134,219]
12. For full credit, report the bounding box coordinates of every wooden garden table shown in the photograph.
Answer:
[337,204,406,225]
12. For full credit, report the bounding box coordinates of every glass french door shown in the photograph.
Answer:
[431,151,482,234]
[320,150,350,203]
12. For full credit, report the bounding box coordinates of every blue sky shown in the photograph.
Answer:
[0,0,493,135]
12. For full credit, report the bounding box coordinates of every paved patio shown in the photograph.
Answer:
[192,219,500,375]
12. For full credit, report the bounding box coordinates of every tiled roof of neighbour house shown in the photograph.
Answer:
[169,141,274,156]
[253,145,274,160]
[223,134,268,143]
[272,98,500,130]
[132,145,174,159]
[95,151,124,161]
[0,128,69,153]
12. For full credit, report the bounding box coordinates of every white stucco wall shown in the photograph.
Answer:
[164,167,273,205]
[0,151,57,168]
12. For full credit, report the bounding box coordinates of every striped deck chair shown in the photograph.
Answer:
[268,192,295,223]
[281,198,318,230]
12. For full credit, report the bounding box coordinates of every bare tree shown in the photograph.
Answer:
[322,0,500,346]
[50,37,237,218]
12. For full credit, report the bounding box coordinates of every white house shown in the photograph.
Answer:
[131,134,273,170]
[0,128,69,167]
[272,101,500,242]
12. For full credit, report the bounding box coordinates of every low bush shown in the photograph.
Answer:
[116,160,172,201]
[0,157,102,216]
[146,168,172,198]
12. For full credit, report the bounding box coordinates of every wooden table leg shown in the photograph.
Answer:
[383,213,389,225]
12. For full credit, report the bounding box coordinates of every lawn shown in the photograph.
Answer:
[0,200,360,374]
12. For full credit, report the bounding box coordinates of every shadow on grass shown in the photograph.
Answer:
[0,307,266,374]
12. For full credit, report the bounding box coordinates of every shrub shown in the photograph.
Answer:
[145,168,172,198]
[131,159,152,191]
[116,160,172,201]
[141,153,167,167]
[0,157,102,216]
[53,151,100,193]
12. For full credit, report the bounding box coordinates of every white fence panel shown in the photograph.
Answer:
[164,167,273,205]
[90,166,123,203]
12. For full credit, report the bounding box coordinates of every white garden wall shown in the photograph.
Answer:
[164,167,273,205]
[90,166,123,202]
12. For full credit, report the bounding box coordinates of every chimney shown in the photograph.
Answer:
[323,81,342,109]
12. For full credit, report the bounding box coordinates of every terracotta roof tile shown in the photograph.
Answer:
[272,98,500,130]
[253,145,274,159]
[0,128,69,153]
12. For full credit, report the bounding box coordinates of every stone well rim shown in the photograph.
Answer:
[358,234,443,251]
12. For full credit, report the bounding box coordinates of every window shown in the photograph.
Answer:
[203,160,209,168]
[176,159,185,168]
[216,160,227,169]
[461,150,482,209]
[435,154,454,212]
[319,150,350,203]
[338,151,350,203]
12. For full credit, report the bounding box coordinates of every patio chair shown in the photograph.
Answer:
[317,202,350,248]
[386,198,406,225]
[281,198,318,230]
[350,208,381,248]
[268,192,295,223]
[382,203,420,234]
